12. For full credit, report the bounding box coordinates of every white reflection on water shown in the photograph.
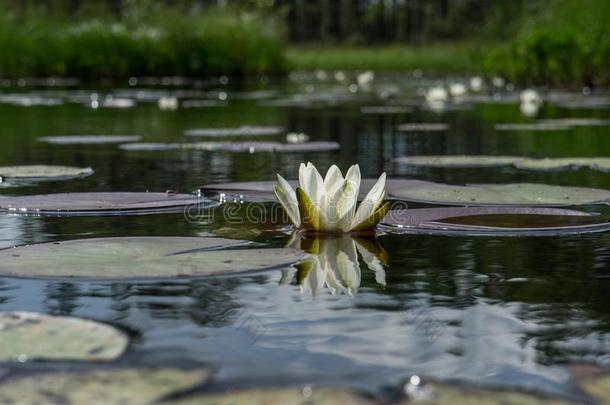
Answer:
[288,234,387,297]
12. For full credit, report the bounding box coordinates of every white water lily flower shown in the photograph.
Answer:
[449,83,467,98]
[425,86,448,103]
[275,163,389,233]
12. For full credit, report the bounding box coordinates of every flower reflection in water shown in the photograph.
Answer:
[287,234,388,297]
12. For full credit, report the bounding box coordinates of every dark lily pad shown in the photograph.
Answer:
[382,206,608,236]
[396,123,450,132]
[389,181,610,206]
[201,178,388,202]
[0,368,208,405]
[184,126,284,137]
[538,118,610,127]
[184,141,339,153]
[119,143,182,151]
[393,155,524,168]
[0,237,305,279]
[361,106,413,114]
[0,311,128,361]
[494,123,571,131]
[514,158,610,172]
[39,135,142,144]
[0,165,93,180]
[0,192,205,216]
[162,387,373,405]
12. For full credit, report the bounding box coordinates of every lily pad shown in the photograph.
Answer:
[393,155,524,168]
[0,192,204,216]
[0,165,93,180]
[0,311,127,362]
[396,123,450,132]
[0,368,208,405]
[361,106,413,114]
[119,143,182,151]
[514,158,610,172]
[396,380,572,404]
[0,237,305,279]
[39,135,142,144]
[538,118,610,127]
[201,178,389,202]
[382,207,609,236]
[184,141,339,153]
[162,388,373,405]
[184,126,284,137]
[389,181,610,206]
[494,123,571,131]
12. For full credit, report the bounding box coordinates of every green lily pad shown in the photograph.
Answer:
[515,158,610,172]
[119,143,181,151]
[494,123,571,131]
[396,380,573,404]
[0,192,204,216]
[184,141,339,153]
[162,388,373,405]
[0,237,305,279]
[39,135,142,144]
[393,155,524,168]
[396,123,450,132]
[0,165,93,181]
[538,118,610,127]
[0,368,208,405]
[390,181,610,206]
[361,106,413,114]
[0,311,128,362]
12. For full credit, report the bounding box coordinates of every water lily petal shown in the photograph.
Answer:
[299,162,324,206]
[338,165,361,231]
[296,187,321,230]
[323,165,344,195]
[275,174,300,226]
[351,200,390,231]
[350,172,386,231]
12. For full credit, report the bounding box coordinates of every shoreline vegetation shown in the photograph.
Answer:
[0,0,607,86]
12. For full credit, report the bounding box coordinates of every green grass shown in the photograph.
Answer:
[0,5,286,80]
[286,43,478,73]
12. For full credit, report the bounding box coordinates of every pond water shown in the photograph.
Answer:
[0,74,609,401]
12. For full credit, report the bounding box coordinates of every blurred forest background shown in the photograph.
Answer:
[0,0,608,85]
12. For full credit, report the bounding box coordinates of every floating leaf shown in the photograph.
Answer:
[396,123,450,132]
[0,237,305,279]
[393,155,524,168]
[514,158,610,172]
[39,135,142,144]
[538,118,610,127]
[361,106,413,114]
[184,126,284,137]
[396,380,572,405]
[119,143,182,151]
[0,311,127,362]
[0,165,93,180]
[390,181,610,206]
[494,123,571,131]
[0,192,204,216]
[0,368,208,405]
[382,207,609,236]
[184,141,339,153]
[162,387,373,405]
